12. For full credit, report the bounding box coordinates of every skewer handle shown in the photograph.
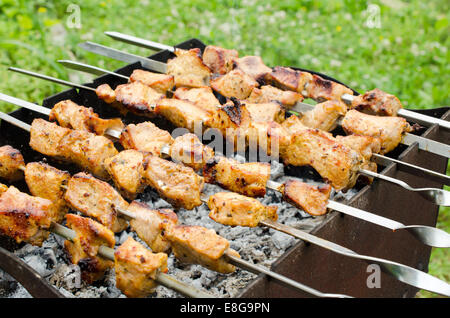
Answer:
[105,31,175,53]
[57,60,130,80]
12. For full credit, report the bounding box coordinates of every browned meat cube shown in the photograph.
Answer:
[245,121,291,157]
[115,237,168,298]
[115,81,164,117]
[167,48,211,88]
[96,83,116,104]
[24,162,70,223]
[155,98,211,132]
[210,69,258,99]
[208,192,278,227]
[282,129,363,191]
[342,109,412,154]
[127,201,178,253]
[104,150,146,200]
[173,86,220,115]
[29,119,71,158]
[202,45,238,74]
[0,145,25,182]
[305,74,354,102]
[64,214,115,283]
[300,100,347,131]
[169,133,215,171]
[49,100,124,135]
[164,225,240,274]
[350,88,403,116]
[0,186,53,246]
[64,172,129,232]
[266,66,313,92]
[281,114,308,135]
[233,56,272,82]
[144,155,204,210]
[245,102,285,123]
[247,85,304,108]
[0,183,7,194]
[204,156,270,197]
[120,121,174,156]
[129,69,174,93]
[281,180,331,216]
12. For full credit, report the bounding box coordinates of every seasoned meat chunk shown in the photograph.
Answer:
[211,69,258,99]
[49,100,124,135]
[164,225,240,274]
[233,56,272,82]
[300,100,347,131]
[350,88,403,116]
[204,156,270,197]
[342,109,412,154]
[115,237,168,298]
[104,150,146,200]
[281,114,308,135]
[0,145,25,182]
[245,102,285,123]
[247,85,304,108]
[281,180,331,216]
[143,156,204,210]
[127,201,178,253]
[29,119,71,158]
[96,83,116,104]
[244,121,291,157]
[208,192,278,227]
[129,69,174,93]
[305,74,354,102]
[202,45,238,74]
[173,86,220,115]
[64,173,129,232]
[0,186,53,246]
[64,214,115,283]
[115,81,164,117]
[266,66,313,92]
[169,133,215,171]
[24,162,70,223]
[120,121,174,156]
[167,48,211,88]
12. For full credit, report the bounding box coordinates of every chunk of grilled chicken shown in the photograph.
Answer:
[282,128,363,191]
[167,48,211,88]
[164,225,240,274]
[96,84,116,104]
[0,183,7,194]
[144,155,204,210]
[64,214,115,284]
[305,74,354,102]
[114,81,165,117]
[30,118,71,158]
[281,180,332,216]
[120,121,174,157]
[211,69,259,100]
[265,66,313,93]
[245,102,285,123]
[24,162,70,223]
[173,86,220,115]
[104,150,146,200]
[246,85,304,108]
[208,192,278,227]
[202,45,239,75]
[233,56,272,83]
[129,69,174,94]
[64,172,129,232]
[0,145,25,182]
[299,100,347,131]
[204,156,270,197]
[49,100,124,135]
[127,201,178,253]
[115,237,168,298]
[0,186,53,246]
[342,109,412,154]
[350,88,403,116]
[244,121,291,157]
[169,133,215,171]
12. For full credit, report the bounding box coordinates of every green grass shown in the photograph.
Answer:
[0,0,448,297]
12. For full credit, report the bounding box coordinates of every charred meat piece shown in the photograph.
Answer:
[115,237,168,298]
[202,45,238,75]
[115,81,165,117]
[281,180,331,216]
[29,118,71,158]
[208,192,278,227]
[167,48,211,88]
[0,186,53,246]
[24,162,70,223]
[300,100,347,131]
[169,133,215,171]
[164,225,240,274]
[120,121,174,156]
[144,155,204,210]
[246,85,304,108]
[129,69,174,94]
[342,109,412,154]
[350,88,403,116]
[305,74,354,102]
[210,69,258,100]
[204,156,270,197]
[0,145,25,182]
[266,66,313,92]
[127,201,178,253]
[49,100,124,135]
[245,102,285,123]
[64,172,129,232]
[104,150,146,200]
[282,128,363,191]
[233,56,272,82]
[64,214,115,284]
[96,83,116,104]
[173,86,220,115]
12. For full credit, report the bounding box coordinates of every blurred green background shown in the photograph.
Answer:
[0,0,448,297]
